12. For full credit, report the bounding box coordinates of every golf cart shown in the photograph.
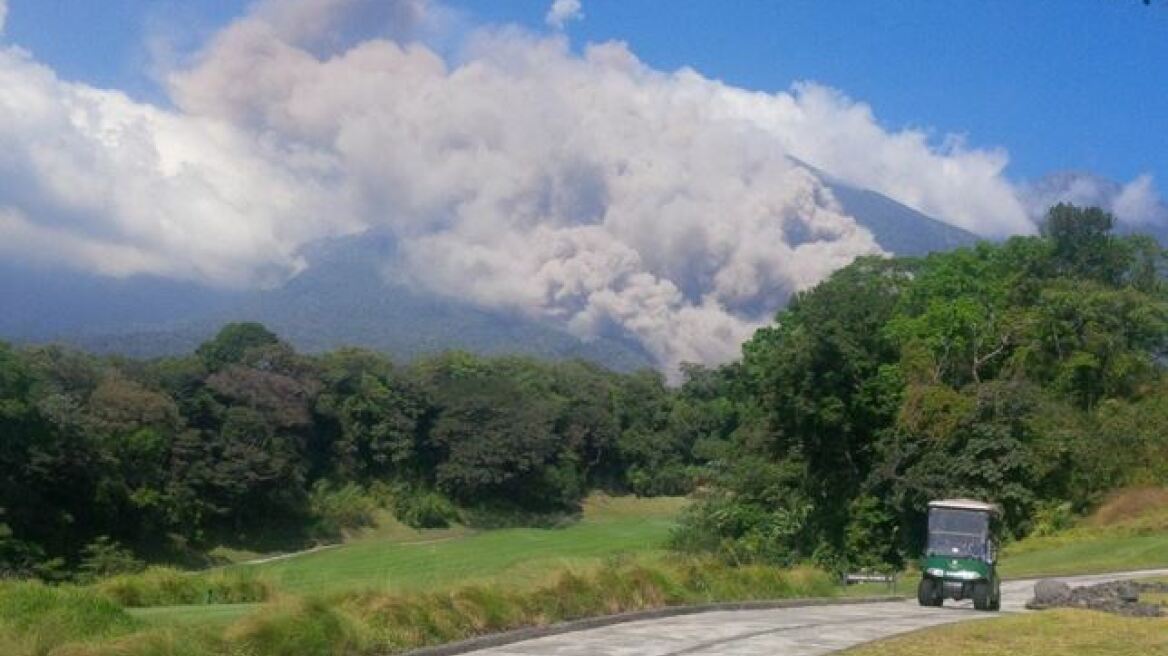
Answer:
[917,498,1001,611]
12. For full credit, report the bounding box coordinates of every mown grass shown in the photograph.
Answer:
[1000,532,1168,578]
[1000,487,1168,578]
[237,494,689,595]
[840,609,1168,656]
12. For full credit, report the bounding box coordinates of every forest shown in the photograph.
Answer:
[1,204,1165,579]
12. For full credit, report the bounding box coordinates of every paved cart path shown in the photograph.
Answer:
[467,569,1168,656]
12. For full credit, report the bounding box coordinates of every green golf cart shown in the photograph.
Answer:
[917,498,1001,611]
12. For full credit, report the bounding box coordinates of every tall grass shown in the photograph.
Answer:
[2,558,841,656]
[227,558,838,656]
[0,580,140,656]
[92,566,273,607]
[1087,486,1168,529]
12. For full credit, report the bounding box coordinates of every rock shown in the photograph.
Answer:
[1117,582,1140,603]
[1032,579,1072,606]
[1029,579,1163,617]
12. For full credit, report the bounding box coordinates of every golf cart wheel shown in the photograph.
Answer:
[917,578,942,607]
[989,581,1001,611]
[972,581,991,611]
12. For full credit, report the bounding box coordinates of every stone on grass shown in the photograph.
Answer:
[1031,579,1071,607]
[1028,579,1164,617]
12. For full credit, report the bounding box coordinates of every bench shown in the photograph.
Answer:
[843,572,898,591]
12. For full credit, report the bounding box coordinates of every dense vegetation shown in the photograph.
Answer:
[0,322,704,578]
[2,204,1165,581]
[671,204,1168,570]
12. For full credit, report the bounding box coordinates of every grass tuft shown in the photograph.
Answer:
[226,596,369,656]
[0,580,141,656]
[190,558,840,655]
[92,566,273,607]
[286,558,838,654]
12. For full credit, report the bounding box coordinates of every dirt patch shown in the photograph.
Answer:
[1028,579,1168,617]
[1088,487,1168,527]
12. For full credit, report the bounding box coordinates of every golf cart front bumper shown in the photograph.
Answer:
[924,567,986,600]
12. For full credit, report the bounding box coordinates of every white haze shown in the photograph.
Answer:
[0,0,1157,373]
[1019,171,1168,229]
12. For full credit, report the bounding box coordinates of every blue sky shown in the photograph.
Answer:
[5,0,1167,186]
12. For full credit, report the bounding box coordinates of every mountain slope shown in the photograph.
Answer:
[2,179,981,369]
[797,161,980,256]
[825,180,980,255]
[33,233,655,371]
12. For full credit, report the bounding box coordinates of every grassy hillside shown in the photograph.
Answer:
[91,495,686,628]
[236,495,689,595]
[1000,487,1168,578]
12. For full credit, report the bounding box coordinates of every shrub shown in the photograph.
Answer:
[392,489,459,529]
[626,464,696,497]
[669,488,813,567]
[460,503,577,530]
[0,522,66,581]
[309,481,378,540]
[78,537,146,582]
[1030,501,1076,537]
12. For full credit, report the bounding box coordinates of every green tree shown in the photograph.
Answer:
[195,322,280,371]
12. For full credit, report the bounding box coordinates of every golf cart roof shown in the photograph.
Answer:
[928,498,1000,514]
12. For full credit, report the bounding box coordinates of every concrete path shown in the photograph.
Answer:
[468,569,1168,656]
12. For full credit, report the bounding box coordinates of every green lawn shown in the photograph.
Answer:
[95,496,689,635]
[236,495,688,596]
[1000,531,1168,578]
[998,490,1168,578]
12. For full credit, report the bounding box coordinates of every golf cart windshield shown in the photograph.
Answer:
[927,508,989,558]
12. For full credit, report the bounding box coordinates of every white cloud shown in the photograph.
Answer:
[0,46,355,287]
[709,82,1032,236]
[546,0,583,29]
[1019,171,1168,229]
[0,0,1108,373]
[1113,175,1166,227]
